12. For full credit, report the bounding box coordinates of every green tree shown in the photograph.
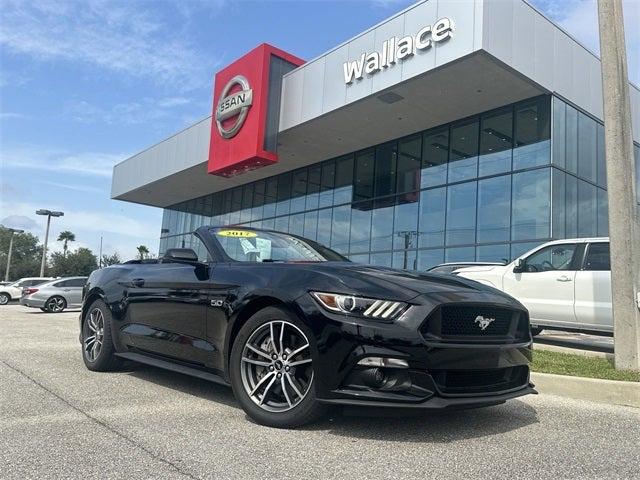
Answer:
[50,247,98,277]
[57,231,76,256]
[136,245,150,260]
[101,252,121,267]
[0,227,42,281]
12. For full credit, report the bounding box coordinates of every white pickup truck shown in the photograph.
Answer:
[456,238,613,335]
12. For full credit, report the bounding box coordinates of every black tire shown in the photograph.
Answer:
[40,307,48,312]
[81,299,122,371]
[45,296,67,313]
[229,306,327,428]
[0,293,10,305]
[531,327,543,337]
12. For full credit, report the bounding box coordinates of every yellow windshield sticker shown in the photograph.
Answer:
[216,229,257,238]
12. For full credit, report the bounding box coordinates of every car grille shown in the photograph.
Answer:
[430,366,529,396]
[420,304,530,344]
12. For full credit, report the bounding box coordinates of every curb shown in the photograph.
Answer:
[530,372,640,408]
[533,342,613,360]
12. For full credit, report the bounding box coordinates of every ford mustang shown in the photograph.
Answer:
[80,226,536,428]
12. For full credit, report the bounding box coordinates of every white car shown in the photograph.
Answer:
[0,277,55,305]
[456,238,612,335]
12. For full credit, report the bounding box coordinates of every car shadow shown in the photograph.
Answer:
[312,400,539,442]
[120,362,538,440]
[23,308,82,314]
[124,363,239,409]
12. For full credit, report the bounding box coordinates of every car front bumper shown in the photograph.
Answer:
[296,291,536,409]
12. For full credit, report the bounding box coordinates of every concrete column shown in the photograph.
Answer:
[597,0,640,370]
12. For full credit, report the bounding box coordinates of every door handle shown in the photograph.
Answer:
[131,278,145,287]
[556,275,572,282]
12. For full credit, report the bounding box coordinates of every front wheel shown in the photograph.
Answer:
[0,293,10,305]
[45,296,66,313]
[229,306,327,428]
[81,300,122,371]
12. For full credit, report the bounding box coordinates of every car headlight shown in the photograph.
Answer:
[310,292,407,320]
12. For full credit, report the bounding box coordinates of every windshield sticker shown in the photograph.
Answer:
[217,230,257,238]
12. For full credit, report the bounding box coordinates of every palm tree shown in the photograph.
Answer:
[136,245,150,260]
[57,231,76,256]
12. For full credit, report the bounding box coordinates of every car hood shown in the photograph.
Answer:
[455,265,507,274]
[285,262,508,302]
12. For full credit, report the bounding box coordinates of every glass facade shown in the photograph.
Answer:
[159,94,639,271]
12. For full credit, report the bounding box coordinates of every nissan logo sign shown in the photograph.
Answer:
[216,75,253,139]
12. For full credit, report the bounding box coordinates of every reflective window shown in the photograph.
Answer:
[319,160,335,208]
[370,252,392,267]
[511,242,542,260]
[584,243,610,271]
[374,142,397,198]
[477,175,511,243]
[289,213,304,236]
[445,246,475,263]
[304,210,318,241]
[422,127,448,188]
[393,250,417,270]
[334,155,354,205]
[565,174,578,238]
[552,169,566,239]
[418,187,446,248]
[349,204,372,253]
[354,150,375,202]
[370,198,394,252]
[316,208,332,246]
[330,205,351,253]
[306,165,321,211]
[476,244,510,263]
[480,107,513,176]
[446,182,477,246]
[511,169,550,241]
[513,97,550,169]
[552,97,566,169]
[263,177,277,218]
[417,249,444,271]
[290,169,308,213]
[397,135,421,195]
[449,118,478,182]
[577,112,597,183]
[393,197,419,250]
[276,173,292,216]
[597,188,609,236]
[597,123,606,187]
[524,243,577,272]
[577,180,597,237]
[565,105,578,174]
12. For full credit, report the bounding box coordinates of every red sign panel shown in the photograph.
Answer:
[208,44,304,177]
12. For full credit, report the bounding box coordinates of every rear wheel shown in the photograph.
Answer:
[0,293,10,305]
[45,296,66,313]
[229,306,327,428]
[81,300,121,371]
[40,307,47,312]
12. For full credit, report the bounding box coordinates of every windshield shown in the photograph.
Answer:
[211,228,347,263]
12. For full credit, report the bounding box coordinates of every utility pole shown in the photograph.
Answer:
[4,227,24,282]
[36,209,64,277]
[99,236,103,268]
[597,0,640,371]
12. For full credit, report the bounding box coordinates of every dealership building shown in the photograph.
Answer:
[111,0,640,269]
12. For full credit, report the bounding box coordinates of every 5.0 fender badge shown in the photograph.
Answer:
[216,75,253,139]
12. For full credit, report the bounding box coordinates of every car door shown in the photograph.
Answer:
[62,278,86,306]
[122,236,215,366]
[502,243,581,328]
[574,242,612,333]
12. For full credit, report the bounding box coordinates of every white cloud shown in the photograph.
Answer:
[0,0,222,90]
[0,146,127,177]
[0,112,29,120]
[37,180,103,194]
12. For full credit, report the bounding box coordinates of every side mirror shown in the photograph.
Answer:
[513,258,525,273]
[163,248,199,263]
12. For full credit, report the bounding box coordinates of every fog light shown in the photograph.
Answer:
[357,357,408,368]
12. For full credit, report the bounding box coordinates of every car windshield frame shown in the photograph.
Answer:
[208,227,348,264]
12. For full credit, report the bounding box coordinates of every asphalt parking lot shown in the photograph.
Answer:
[1,304,638,479]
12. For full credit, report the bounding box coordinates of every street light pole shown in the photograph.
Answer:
[36,210,64,277]
[597,0,640,371]
[3,227,24,282]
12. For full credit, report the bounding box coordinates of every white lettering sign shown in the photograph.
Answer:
[343,17,453,84]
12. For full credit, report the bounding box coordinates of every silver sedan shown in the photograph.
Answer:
[20,277,87,313]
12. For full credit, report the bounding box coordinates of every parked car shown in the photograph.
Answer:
[80,226,535,428]
[21,277,87,312]
[428,262,505,275]
[0,277,54,305]
[456,238,612,336]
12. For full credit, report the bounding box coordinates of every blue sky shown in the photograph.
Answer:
[1,0,638,260]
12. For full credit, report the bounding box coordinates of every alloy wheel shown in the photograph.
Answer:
[47,297,65,312]
[0,294,8,305]
[84,308,105,362]
[240,320,313,413]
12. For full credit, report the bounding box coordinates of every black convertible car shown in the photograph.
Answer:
[80,226,536,428]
